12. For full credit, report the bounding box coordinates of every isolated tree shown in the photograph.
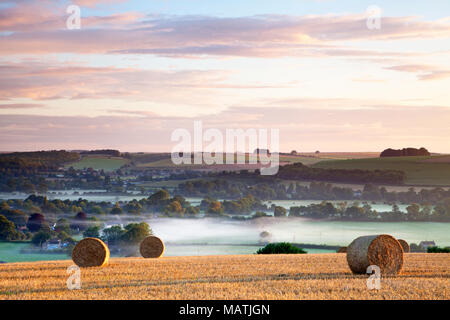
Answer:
[26,213,46,232]
[121,222,151,244]
[31,230,52,247]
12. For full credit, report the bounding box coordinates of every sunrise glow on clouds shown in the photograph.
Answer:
[1,0,450,152]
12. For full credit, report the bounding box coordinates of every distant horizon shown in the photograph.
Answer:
[0,149,447,155]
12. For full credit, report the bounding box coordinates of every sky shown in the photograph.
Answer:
[0,0,450,152]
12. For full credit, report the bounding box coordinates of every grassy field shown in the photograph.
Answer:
[313,155,450,186]
[298,152,380,159]
[66,155,128,172]
[0,242,69,263]
[1,253,448,300]
[134,153,345,168]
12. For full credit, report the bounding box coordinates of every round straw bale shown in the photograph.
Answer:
[140,236,165,258]
[397,239,410,253]
[346,234,403,275]
[337,246,347,253]
[72,238,110,268]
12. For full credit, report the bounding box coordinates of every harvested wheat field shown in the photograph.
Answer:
[0,253,448,300]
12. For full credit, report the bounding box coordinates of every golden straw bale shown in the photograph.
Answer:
[72,238,110,268]
[140,236,165,258]
[346,234,403,275]
[397,239,410,253]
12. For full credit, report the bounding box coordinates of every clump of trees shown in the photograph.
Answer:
[80,149,121,157]
[427,246,450,253]
[178,179,450,206]
[286,201,450,222]
[257,242,306,254]
[380,147,430,157]
[100,222,151,256]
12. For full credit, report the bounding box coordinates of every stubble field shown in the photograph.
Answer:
[0,253,448,300]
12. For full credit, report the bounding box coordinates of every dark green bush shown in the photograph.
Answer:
[256,242,307,254]
[427,246,450,253]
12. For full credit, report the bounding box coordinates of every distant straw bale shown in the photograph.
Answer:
[140,236,165,258]
[398,239,410,253]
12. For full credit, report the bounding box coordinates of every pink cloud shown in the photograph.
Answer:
[418,71,450,81]
[0,1,140,32]
[0,103,45,109]
[74,0,128,8]
[1,9,450,58]
[0,61,266,108]
[386,64,450,81]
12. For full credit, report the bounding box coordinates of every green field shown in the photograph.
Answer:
[0,242,69,263]
[136,158,196,168]
[313,156,450,186]
[279,155,324,165]
[135,154,325,168]
[66,156,128,171]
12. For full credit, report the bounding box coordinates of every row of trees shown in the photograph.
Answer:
[276,163,406,185]
[178,179,450,205]
[211,162,405,185]
[380,147,430,157]
[279,201,450,222]
[0,167,123,193]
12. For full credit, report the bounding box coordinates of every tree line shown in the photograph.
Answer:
[282,201,450,222]
[177,179,450,205]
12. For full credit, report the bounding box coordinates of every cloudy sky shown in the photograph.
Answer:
[1,0,450,152]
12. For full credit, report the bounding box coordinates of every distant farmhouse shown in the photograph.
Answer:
[44,239,62,250]
[419,241,436,250]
